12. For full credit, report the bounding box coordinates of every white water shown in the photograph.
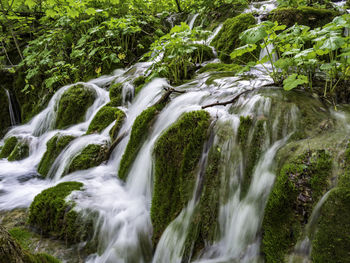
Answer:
[188,13,200,30]
[4,88,17,126]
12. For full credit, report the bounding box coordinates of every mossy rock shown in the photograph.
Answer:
[133,76,147,96]
[55,84,96,129]
[311,187,350,263]
[87,106,125,135]
[109,110,126,141]
[28,182,92,244]
[109,82,123,107]
[262,150,332,263]
[151,110,211,245]
[0,136,18,158]
[118,103,165,181]
[211,13,257,63]
[0,87,11,138]
[67,144,107,174]
[198,63,241,73]
[182,145,222,261]
[8,140,30,161]
[38,133,75,178]
[270,7,337,28]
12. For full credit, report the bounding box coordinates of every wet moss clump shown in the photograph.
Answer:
[311,187,350,263]
[270,7,337,28]
[151,110,211,245]
[118,103,164,181]
[28,182,91,244]
[109,82,123,107]
[183,145,221,261]
[133,76,147,95]
[67,144,107,174]
[38,134,75,178]
[211,13,257,63]
[262,150,332,263]
[238,116,266,197]
[0,136,18,159]
[109,110,126,141]
[198,63,241,73]
[55,84,96,129]
[8,141,29,162]
[87,106,125,135]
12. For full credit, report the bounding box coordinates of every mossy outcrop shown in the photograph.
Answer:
[28,182,91,244]
[55,84,96,129]
[211,13,257,63]
[151,110,211,245]
[0,136,18,159]
[238,116,266,197]
[67,144,107,174]
[37,134,75,178]
[118,103,165,181]
[108,82,123,107]
[311,187,350,263]
[270,7,337,28]
[8,141,30,161]
[262,150,332,263]
[87,106,125,135]
[109,110,126,141]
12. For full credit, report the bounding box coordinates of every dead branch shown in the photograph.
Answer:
[201,90,252,109]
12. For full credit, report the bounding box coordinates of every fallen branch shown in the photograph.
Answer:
[105,131,128,161]
[201,90,252,109]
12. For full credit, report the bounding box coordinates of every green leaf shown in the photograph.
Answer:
[283,74,308,91]
[240,25,268,44]
[320,36,345,50]
[230,44,257,59]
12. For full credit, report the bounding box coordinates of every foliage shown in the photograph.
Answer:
[151,110,211,245]
[145,22,213,84]
[231,14,350,98]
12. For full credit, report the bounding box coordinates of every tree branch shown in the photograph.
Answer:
[201,90,252,109]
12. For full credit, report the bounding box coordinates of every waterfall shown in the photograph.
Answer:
[188,13,199,30]
[4,88,19,126]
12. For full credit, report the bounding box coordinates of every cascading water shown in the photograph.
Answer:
[4,88,18,126]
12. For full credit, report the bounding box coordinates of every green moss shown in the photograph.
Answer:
[26,253,61,263]
[311,187,350,263]
[9,227,32,251]
[109,110,126,141]
[198,63,241,73]
[28,182,90,244]
[68,144,107,174]
[87,106,124,135]
[118,104,164,181]
[270,7,337,28]
[262,150,332,263]
[238,116,266,197]
[133,76,147,95]
[109,82,123,106]
[0,136,18,158]
[151,110,211,245]
[8,141,29,161]
[38,134,75,178]
[211,13,257,63]
[55,84,96,129]
[183,145,221,261]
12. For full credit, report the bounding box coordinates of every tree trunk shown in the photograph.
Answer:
[174,0,182,12]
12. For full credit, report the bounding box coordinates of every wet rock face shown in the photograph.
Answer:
[55,84,96,129]
[262,150,332,263]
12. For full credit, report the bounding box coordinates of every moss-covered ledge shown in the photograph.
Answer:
[262,150,332,263]
[87,106,125,135]
[55,84,96,129]
[0,136,18,159]
[151,110,211,245]
[38,133,75,178]
[270,7,337,28]
[28,182,92,245]
[211,13,257,63]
